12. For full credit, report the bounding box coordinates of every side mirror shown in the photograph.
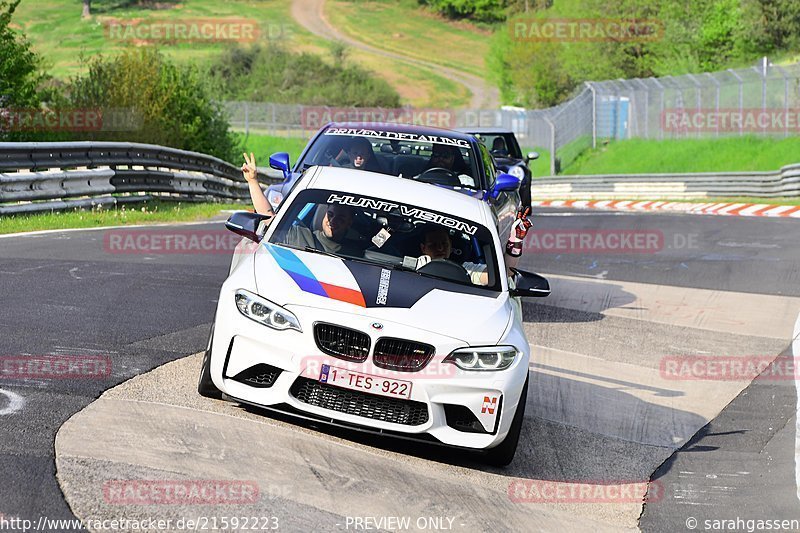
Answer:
[486,172,521,200]
[269,152,291,181]
[225,211,273,243]
[526,151,539,162]
[509,268,550,298]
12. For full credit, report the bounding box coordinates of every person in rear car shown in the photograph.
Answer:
[342,137,383,173]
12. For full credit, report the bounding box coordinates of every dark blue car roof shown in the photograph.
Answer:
[455,127,514,135]
[324,122,478,143]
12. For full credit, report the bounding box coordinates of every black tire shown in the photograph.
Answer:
[483,377,528,467]
[197,325,223,399]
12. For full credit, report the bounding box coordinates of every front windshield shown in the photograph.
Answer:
[298,126,481,190]
[474,133,522,159]
[268,189,500,291]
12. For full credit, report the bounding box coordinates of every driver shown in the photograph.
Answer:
[285,204,364,257]
[491,137,509,156]
[425,144,468,174]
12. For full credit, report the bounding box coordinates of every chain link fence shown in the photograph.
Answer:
[223,59,800,175]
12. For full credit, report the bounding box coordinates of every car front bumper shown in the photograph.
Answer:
[209,290,530,450]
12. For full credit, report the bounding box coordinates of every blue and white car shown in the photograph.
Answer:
[265,122,523,240]
[198,165,550,466]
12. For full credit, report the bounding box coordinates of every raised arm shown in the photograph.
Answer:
[504,206,533,275]
[242,152,274,216]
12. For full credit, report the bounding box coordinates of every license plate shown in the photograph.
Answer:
[319,364,412,400]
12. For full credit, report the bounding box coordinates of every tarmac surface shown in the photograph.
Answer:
[1,208,798,531]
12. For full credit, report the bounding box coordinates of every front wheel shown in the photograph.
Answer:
[482,377,528,467]
[197,325,223,399]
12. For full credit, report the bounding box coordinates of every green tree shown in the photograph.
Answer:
[489,0,798,108]
[738,0,800,55]
[0,0,43,109]
[418,0,507,23]
[207,44,401,107]
[67,48,239,162]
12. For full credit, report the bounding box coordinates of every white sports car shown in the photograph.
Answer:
[198,165,550,465]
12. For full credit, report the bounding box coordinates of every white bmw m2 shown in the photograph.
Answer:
[198,165,549,465]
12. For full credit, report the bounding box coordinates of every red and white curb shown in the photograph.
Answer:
[531,200,800,218]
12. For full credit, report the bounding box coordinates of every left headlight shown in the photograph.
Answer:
[509,165,526,180]
[235,289,301,332]
[443,346,519,371]
[267,189,284,211]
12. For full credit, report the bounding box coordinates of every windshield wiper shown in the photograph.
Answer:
[273,242,340,259]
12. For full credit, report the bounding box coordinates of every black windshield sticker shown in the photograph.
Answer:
[324,127,470,148]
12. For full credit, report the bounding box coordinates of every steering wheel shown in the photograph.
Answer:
[415,167,462,186]
[417,259,471,284]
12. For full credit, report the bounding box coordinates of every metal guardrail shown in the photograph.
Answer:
[3,141,798,214]
[0,142,283,215]
[530,164,800,200]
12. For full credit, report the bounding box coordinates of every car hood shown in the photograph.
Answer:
[493,156,523,170]
[254,243,512,345]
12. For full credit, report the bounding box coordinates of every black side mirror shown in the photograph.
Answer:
[225,211,273,243]
[509,268,550,298]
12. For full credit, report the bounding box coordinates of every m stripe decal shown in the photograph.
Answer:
[265,244,366,307]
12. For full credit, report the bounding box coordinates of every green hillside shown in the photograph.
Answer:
[12,0,309,79]
[10,0,489,107]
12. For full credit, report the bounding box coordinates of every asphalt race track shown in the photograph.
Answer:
[1,207,799,532]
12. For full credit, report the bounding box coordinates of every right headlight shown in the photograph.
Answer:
[235,289,301,332]
[443,346,519,371]
[509,165,526,180]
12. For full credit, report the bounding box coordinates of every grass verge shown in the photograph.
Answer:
[563,136,800,175]
[0,200,247,235]
[522,146,551,178]
[236,132,310,167]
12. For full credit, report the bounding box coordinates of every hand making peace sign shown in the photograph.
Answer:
[241,152,258,184]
